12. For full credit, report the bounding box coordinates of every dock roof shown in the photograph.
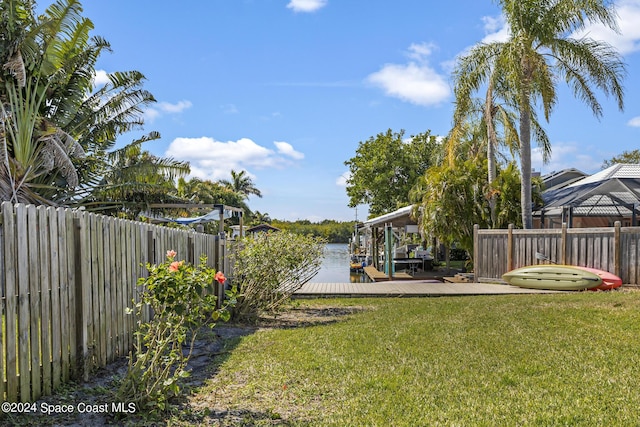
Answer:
[363,205,416,228]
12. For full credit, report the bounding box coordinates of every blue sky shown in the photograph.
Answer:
[47,0,640,221]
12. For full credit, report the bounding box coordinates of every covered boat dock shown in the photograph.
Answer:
[358,206,433,281]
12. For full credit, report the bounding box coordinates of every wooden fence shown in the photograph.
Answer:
[474,222,640,285]
[0,202,224,403]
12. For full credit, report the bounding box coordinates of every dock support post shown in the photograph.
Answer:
[384,223,394,280]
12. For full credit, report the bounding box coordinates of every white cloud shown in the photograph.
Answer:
[573,0,640,55]
[144,108,161,123]
[628,116,640,127]
[158,100,192,114]
[286,0,327,13]
[532,142,602,175]
[145,100,192,123]
[366,43,450,106]
[336,171,350,187]
[481,15,510,43]
[221,104,238,114]
[406,42,434,60]
[93,69,110,86]
[274,141,304,159]
[165,136,304,181]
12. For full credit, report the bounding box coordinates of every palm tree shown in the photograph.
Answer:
[220,169,262,199]
[82,132,190,217]
[251,210,272,225]
[177,176,248,211]
[0,0,82,204]
[455,0,625,228]
[452,61,550,227]
[0,0,157,205]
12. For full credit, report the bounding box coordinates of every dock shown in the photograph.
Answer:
[294,280,562,298]
[363,265,413,281]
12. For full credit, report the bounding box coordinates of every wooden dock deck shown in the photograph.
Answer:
[294,280,562,298]
[363,265,413,281]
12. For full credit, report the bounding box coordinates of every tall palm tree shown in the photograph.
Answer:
[220,169,262,200]
[177,176,248,211]
[452,60,550,227]
[455,0,625,228]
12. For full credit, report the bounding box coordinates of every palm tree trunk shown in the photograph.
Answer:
[519,103,533,229]
[484,85,498,227]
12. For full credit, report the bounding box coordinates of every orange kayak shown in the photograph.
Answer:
[576,267,623,291]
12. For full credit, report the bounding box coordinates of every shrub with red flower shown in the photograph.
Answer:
[119,250,236,412]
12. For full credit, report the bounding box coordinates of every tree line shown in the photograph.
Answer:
[270,219,356,243]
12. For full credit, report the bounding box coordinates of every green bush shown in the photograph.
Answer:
[231,232,325,322]
[117,250,235,415]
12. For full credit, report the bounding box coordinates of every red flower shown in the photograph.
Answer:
[215,271,226,284]
[169,261,183,272]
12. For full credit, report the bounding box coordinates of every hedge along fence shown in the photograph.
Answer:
[0,202,221,403]
[474,222,640,285]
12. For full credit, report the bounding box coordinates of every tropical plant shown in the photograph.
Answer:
[0,0,89,204]
[117,250,234,415]
[231,231,325,322]
[0,0,161,207]
[81,132,189,217]
[220,169,262,199]
[250,210,272,225]
[411,157,489,255]
[177,176,248,209]
[454,0,625,228]
[451,62,550,226]
[410,146,535,258]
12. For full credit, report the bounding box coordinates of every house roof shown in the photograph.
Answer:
[569,163,640,186]
[539,164,640,217]
[246,223,280,233]
[542,168,588,192]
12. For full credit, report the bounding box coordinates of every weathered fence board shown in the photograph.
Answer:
[3,204,18,402]
[37,206,51,396]
[27,205,40,401]
[48,208,61,391]
[16,204,30,402]
[475,222,640,285]
[0,202,221,402]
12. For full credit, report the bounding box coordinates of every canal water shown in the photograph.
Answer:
[310,243,372,283]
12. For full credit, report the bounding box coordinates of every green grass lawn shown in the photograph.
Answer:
[182,291,640,426]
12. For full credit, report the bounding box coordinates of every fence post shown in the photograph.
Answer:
[614,221,621,277]
[473,224,479,276]
[507,224,514,271]
[2,203,18,402]
[561,222,568,265]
